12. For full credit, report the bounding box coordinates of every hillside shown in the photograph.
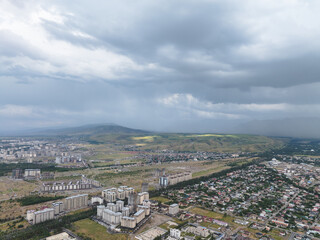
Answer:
[89,133,284,152]
[10,123,284,152]
[14,124,149,137]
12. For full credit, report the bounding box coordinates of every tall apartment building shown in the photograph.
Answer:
[97,205,105,217]
[102,186,134,202]
[134,209,145,224]
[116,200,124,211]
[52,202,64,215]
[24,169,41,179]
[64,194,88,211]
[98,186,150,229]
[121,216,136,228]
[154,168,166,177]
[91,196,104,205]
[12,168,23,179]
[170,229,181,239]
[137,205,150,216]
[27,208,55,224]
[159,172,192,187]
[169,203,179,215]
[137,192,149,204]
[128,192,138,213]
[102,209,122,225]
[122,207,130,217]
[159,176,169,187]
[107,203,117,212]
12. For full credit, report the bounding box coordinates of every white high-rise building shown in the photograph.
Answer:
[52,202,64,215]
[64,194,88,211]
[170,229,181,239]
[97,205,105,217]
[122,207,130,217]
[121,216,136,228]
[27,208,55,224]
[169,203,179,215]
[102,209,122,225]
[134,209,145,224]
[116,200,124,211]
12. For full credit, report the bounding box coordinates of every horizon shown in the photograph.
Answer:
[1,121,319,140]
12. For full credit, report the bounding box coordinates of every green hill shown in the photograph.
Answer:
[89,132,284,152]
[22,124,148,137]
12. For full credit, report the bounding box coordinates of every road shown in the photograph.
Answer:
[288,231,296,240]
[265,189,301,224]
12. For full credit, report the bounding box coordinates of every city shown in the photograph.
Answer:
[0,130,319,239]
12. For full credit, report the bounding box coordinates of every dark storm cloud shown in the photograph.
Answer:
[1,0,320,137]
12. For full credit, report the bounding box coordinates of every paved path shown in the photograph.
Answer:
[288,231,296,240]
[62,228,83,240]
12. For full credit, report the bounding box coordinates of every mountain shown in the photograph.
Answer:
[0,124,149,137]
[234,117,320,138]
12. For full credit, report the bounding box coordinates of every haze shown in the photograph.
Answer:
[1,0,320,137]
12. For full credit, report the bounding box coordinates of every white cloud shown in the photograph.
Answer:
[0,105,33,117]
[0,0,157,81]
[158,93,318,120]
[234,0,320,61]
[158,94,242,119]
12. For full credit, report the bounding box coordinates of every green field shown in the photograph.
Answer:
[192,165,229,178]
[190,207,235,225]
[151,196,171,203]
[89,133,283,152]
[73,219,128,240]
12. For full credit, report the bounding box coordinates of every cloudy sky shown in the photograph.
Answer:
[1,0,320,135]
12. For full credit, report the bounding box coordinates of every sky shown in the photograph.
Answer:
[1,0,320,136]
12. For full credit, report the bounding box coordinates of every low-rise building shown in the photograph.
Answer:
[41,181,92,192]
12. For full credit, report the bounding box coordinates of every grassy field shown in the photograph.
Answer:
[90,152,135,161]
[191,208,284,240]
[186,134,238,138]
[72,218,128,240]
[190,207,235,225]
[268,229,286,240]
[132,136,157,141]
[150,196,171,203]
[192,165,229,178]
[0,177,37,201]
[89,133,283,153]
